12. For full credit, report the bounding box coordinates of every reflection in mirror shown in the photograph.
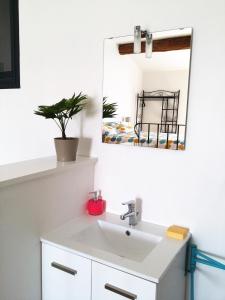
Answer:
[102,28,192,151]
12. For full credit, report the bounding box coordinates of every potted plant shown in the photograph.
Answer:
[34,92,87,162]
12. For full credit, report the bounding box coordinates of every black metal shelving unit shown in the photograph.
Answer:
[136,90,180,134]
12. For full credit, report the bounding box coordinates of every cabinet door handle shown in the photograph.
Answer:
[105,283,137,299]
[51,262,77,276]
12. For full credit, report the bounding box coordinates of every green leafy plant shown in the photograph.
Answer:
[34,92,87,139]
[103,97,117,119]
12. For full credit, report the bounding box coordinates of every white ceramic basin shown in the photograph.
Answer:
[74,220,162,262]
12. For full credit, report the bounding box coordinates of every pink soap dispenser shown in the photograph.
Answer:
[86,190,106,215]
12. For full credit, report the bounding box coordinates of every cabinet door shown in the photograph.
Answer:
[42,243,91,300]
[92,262,156,300]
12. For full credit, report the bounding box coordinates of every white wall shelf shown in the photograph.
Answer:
[0,156,97,188]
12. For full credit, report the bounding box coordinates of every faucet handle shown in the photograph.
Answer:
[122,200,136,207]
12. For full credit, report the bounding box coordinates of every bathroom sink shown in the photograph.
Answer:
[74,220,162,262]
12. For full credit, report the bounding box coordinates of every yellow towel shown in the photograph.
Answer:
[166,225,189,240]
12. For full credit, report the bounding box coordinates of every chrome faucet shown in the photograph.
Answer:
[120,200,139,226]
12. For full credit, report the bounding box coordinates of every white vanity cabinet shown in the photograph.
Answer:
[42,243,91,300]
[42,242,187,300]
[92,261,156,300]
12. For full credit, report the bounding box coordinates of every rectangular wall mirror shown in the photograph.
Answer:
[102,28,192,151]
[0,0,20,89]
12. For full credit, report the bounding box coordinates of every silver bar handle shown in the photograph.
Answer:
[105,283,137,300]
[51,262,77,276]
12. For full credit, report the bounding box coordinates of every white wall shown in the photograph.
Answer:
[0,0,225,300]
[0,162,95,300]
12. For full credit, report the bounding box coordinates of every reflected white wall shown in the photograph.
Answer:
[103,39,142,124]
[103,38,190,127]
[142,70,189,124]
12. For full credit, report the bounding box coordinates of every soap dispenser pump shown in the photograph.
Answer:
[86,190,106,215]
[98,190,106,213]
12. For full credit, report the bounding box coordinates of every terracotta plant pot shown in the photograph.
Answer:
[54,138,79,162]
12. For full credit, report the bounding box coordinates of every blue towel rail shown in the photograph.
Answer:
[187,244,225,300]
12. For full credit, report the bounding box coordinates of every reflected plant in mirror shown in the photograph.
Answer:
[102,97,118,119]
[102,97,118,142]
[102,27,192,150]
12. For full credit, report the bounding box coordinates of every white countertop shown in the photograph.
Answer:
[0,156,97,188]
[41,213,190,283]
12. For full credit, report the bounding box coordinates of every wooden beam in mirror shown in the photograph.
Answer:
[118,35,191,55]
